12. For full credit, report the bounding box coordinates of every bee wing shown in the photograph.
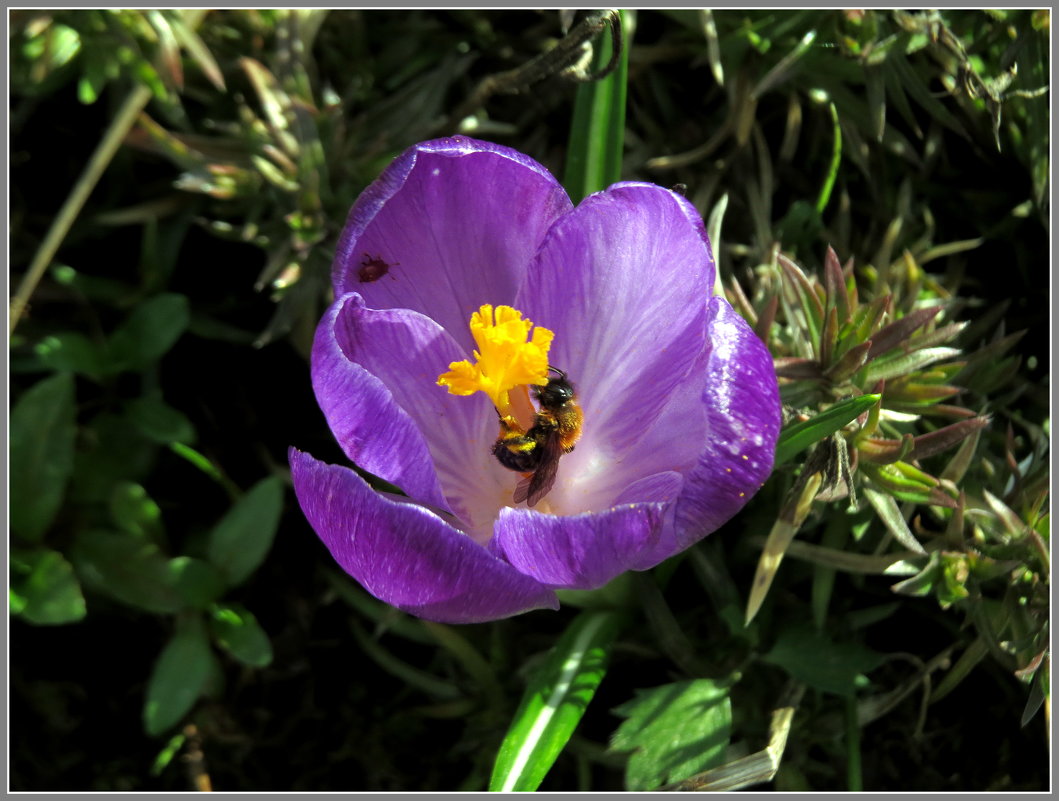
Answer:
[511,475,533,505]
[515,432,563,507]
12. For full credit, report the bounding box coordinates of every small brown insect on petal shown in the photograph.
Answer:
[359,253,398,283]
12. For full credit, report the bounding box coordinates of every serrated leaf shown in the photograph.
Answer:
[71,529,183,614]
[489,610,622,792]
[763,623,883,697]
[609,679,732,791]
[144,615,213,735]
[106,293,189,373]
[11,548,86,625]
[206,476,283,586]
[208,603,273,668]
[11,372,77,542]
[775,394,880,466]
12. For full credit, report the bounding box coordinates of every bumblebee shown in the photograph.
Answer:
[492,368,583,507]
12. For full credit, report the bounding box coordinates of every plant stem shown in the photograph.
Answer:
[10,8,209,335]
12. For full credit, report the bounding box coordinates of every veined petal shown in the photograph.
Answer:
[668,296,780,555]
[333,136,573,352]
[290,449,558,623]
[326,292,510,541]
[612,472,684,506]
[491,502,668,590]
[513,183,714,513]
[312,295,449,511]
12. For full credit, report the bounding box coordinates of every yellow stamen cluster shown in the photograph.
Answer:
[437,304,553,417]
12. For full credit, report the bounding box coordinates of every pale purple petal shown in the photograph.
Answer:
[669,296,780,555]
[325,292,520,542]
[491,502,668,590]
[290,449,558,623]
[333,136,573,352]
[311,296,448,510]
[511,183,714,513]
[612,472,684,506]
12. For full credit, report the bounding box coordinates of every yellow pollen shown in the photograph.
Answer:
[436,304,553,417]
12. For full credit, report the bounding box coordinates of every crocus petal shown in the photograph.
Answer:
[311,295,449,511]
[612,471,684,506]
[290,449,558,623]
[491,502,667,590]
[513,183,714,512]
[325,292,517,541]
[333,136,573,352]
[662,296,780,560]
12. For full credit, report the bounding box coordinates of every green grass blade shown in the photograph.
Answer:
[489,610,623,791]
[815,101,841,214]
[563,10,630,202]
[775,394,880,466]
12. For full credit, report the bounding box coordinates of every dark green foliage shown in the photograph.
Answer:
[206,476,284,587]
[143,615,215,736]
[11,548,87,625]
[10,373,76,542]
[763,623,884,697]
[10,8,1047,792]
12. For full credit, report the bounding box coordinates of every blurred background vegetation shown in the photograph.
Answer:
[10,9,1049,791]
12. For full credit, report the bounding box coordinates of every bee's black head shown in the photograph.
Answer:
[535,371,575,406]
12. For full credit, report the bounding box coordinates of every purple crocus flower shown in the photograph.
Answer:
[290,136,780,624]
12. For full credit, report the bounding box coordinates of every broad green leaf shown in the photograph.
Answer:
[49,263,133,304]
[489,610,623,792]
[109,481,165,543]
[106,293,190,373]
[126,396,197,445]
[208,603,273,668]
[763,623,883,697]
[71,529,183,614]
[169,557,227,609]
[563,10,629,203]
[11,372,77,542]
[775,394,880,466]
[70,412,156,504]
[11,548,86,625]
[34,332,104,378]
[143,615,213,735]
[206,476,284,586]
[609,679,732,791]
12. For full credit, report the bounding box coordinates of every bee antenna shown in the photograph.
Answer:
[548,366,567,379]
